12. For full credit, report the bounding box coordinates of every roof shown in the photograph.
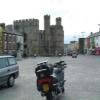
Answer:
[0,55,14,58]
[89,32,100,38]
[94,32,100,37]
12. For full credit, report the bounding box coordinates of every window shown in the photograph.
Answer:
[5,58,9,67]
[8,35,12,42]
[8,57,17,65]
[12,35,14,42]
[0,58,8,69]
[24,33,27,42]
[6,34,8,41]
[4,42,7,49]
[4,34,7,41]
[15,25,19,30]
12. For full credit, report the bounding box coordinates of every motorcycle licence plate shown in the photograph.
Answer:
[43,84,49,92]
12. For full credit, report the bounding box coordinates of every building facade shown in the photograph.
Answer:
[16,33,24,57]
[4,25,17,56]
[84,32,100,55]
[0,23,5,54]
[84,37,90,54]
[94,32,100,55]
[3,32,17,56]
[78,38,85,54]
[0,24,17,56]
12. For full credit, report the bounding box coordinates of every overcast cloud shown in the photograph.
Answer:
[0,0,100,43]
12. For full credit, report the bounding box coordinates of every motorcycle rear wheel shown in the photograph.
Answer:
[46,93,53,100]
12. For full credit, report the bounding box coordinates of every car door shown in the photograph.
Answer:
[0,58,9,85]
[0,58,4,85]
[7,57,18,74]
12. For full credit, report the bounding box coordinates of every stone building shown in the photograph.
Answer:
[5,24,24,57]
[4,25,17,56]
[39,15,64,56]
[14,19,39,56]
[16,33,24,57]
[0,23,5,54]
[14,15,64,56]
[0,24,17,56]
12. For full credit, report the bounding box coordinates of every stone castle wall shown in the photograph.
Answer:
[14,15,64,56]
[14,19,39,56]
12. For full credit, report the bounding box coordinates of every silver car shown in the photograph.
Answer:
[0,55,19,87]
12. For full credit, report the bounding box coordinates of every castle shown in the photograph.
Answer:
[14,15,64,56]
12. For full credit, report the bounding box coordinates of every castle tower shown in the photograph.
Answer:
[44,15,50,31]
[54,17,64,56]
[44,15,51,55]
[56,17,61,26]
[44,15,50,41]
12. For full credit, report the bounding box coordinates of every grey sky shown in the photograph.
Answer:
[0,0,100,43]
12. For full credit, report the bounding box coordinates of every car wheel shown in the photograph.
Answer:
[7,76,15,87]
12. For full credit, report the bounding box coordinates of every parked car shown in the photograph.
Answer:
[0,55,19,87]
[67,51,72,56]
[72,52,77,58]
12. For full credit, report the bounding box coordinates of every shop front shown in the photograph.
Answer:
[95,47,100,55]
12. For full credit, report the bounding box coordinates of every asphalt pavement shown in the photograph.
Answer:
[0,55,100,100]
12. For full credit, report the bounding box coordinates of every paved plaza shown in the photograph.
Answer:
[0,55,100,100]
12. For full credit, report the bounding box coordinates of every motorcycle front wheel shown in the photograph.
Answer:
[46,93,53,100]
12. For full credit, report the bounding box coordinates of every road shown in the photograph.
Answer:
[0,55,100,100]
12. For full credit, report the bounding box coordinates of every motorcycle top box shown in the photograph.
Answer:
[35,64,52,79]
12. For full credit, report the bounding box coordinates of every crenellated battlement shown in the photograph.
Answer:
[56,17,61,20]
[56,17,62,26]
[14,18,39,26]
[44,15,50,19]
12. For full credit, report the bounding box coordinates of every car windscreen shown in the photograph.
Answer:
[8,57,17,65]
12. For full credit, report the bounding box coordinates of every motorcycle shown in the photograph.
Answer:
[35,60,67,100]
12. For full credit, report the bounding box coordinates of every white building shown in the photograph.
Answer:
[67,41,79,53]
[94,32,100,55]
[94,32,100,48]
[16,33,24,57]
